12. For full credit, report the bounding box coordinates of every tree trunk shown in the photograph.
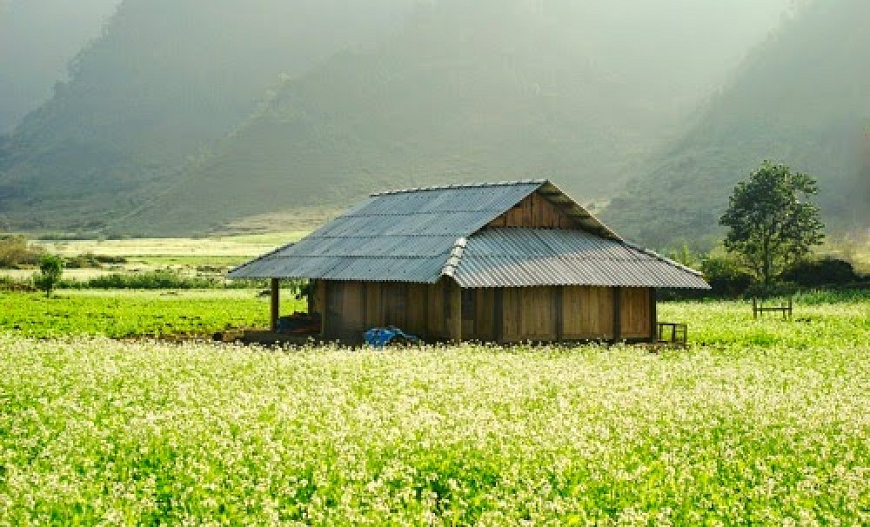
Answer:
[762,232,772,291]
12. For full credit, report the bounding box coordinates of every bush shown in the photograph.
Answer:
[65,252,128,269]
[0,276,36,292]
[701,255,753,298]
[96,254,128,265]
[0,235,44,268]
[81,271,220,290]
[781,257,865,287]
[65,252,102,269]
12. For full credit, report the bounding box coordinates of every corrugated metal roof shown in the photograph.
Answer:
[453,229,710,289]
[229,180,709,289]
[229,180,544,282]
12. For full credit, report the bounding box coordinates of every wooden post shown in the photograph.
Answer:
[494,288,504,344]
[361,282,368,330]
[270,278,280,332]
[612,287,622,342]
[649,288,658,343]
[555,286,564,342]
[446,280,462,343]
[321,281,328,338]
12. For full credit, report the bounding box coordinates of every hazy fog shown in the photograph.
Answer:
[0,0,121,132]
[9,0,860,243]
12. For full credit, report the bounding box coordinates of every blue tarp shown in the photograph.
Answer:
[364,326,420,348]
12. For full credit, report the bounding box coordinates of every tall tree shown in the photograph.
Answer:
[720,162,825,288]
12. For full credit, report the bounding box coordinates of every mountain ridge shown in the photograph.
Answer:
[1,0,796,236]
[602,0,870,249]
[114,0,793,236]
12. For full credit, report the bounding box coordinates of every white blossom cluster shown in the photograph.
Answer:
[0,301,867,525]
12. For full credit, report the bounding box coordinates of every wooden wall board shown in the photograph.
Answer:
[381,282,410,329]
[446,279,462,343]
[561,285,615,340]
[502,286,557,342]
[459,288,497,341]
[427,279,447,339]
[474,288,496,341]
[407,283,429,336]
[620,287,652,339]
[319,281,653,344]
[325,281,365,341]
[488,192,576,229]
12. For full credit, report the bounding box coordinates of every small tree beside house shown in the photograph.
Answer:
[34,255,64,298]
[720,161,825,292]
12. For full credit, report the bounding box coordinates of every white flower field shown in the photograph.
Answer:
[0,296,867,525]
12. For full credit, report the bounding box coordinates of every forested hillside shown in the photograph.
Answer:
[0,0,792,235]
[0,0,417,231]
[121,0,790,235]
[0,0,120,132]
[605,0,870,249]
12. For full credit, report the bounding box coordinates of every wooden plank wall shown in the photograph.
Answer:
[620,287,652,340]
[325,281,365,342]
[502,286,558,342]
[461,288,496,341]
[488,192,576,229]
[321,279,452,342]
[561,286,614,340]
[319,281,654,344]
[427,280,447,339]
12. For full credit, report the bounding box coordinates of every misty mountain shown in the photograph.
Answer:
[604,0,870,249]
[0,0,791,235]
[0,0,120,133]
[119,0,790,235]
[0,0,418,231]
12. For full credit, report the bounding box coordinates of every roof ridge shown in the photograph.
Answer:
[370,179,547,197]
[440,237,468,279]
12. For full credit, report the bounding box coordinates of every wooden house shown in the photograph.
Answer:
[230,180,709,344]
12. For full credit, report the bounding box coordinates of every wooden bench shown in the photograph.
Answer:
[752,298,793,320]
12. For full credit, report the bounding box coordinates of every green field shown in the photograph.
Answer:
[0,291,867,524]
[0,290,305,339]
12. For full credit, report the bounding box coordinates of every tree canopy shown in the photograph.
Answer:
[35,254,64,298]
[720,162,825,288]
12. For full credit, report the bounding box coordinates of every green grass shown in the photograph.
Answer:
[0,292,867,524]
[128,255,249,267]
[659,292,870,349]
[0,290,305,339]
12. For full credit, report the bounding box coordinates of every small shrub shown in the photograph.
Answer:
[65,253,129,269]
[65,252,101,269]
[33,255,64,297]
[95,254,127,264]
